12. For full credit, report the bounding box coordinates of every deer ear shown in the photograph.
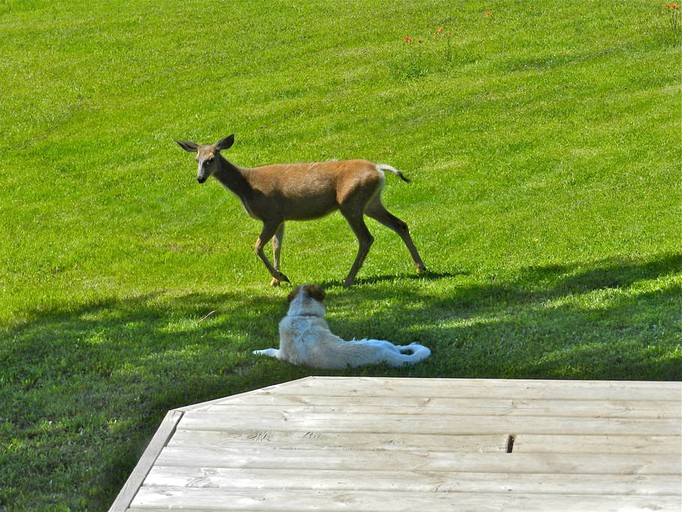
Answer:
[216,134,235,151]
[175,140,199,153]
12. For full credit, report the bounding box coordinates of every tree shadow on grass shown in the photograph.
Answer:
[0,252,680,510]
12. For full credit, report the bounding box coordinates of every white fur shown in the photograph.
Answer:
[253,285,431,369]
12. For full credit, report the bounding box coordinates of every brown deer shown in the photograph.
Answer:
[175,134,426,286]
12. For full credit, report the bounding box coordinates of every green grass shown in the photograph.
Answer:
[0,0,680,509]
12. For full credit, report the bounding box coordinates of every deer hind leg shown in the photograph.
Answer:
[270,224,285,287]
[255,221,290,285]
[341,210,374,287]
[365,200,426,273]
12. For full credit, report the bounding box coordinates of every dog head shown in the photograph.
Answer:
[286,284,326,317]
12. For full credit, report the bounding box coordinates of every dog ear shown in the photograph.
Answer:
[286,287,302,303]
[303,284,326,302]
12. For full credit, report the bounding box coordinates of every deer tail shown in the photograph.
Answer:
[377,163,410,183]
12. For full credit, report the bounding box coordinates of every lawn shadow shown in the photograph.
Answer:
[0,289,306,510]
[325,252,681,382]
[2,252,680,510]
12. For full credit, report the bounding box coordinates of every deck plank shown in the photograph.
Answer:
[128,488,681,512]
[177,411,681,436]
[200,398,681,419]
[243,376,681,401]
[154,446,680,475]
[142,466,682,495]
[168,430,512,453]
[168,429,678,454]
[111,377,682,512]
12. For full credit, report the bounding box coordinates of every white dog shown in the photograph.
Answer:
[253,284,431,369]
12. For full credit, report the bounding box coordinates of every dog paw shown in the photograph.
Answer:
[253,348,279,358]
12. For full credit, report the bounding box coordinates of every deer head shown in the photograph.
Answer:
[175,135,235,183]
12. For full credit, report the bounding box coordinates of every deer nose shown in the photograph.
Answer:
[197,164,209,183]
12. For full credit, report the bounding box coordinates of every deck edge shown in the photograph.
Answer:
[108,409,184,512]
[175,376,321,412]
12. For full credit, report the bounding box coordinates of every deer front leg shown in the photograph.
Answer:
[255,221,290,285]
[269,224,285,287]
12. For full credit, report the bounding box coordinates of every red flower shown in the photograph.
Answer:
[666,3,671,8]
[437,26,444,34]
[674,4,679,9]
[418,38,423,43]
[486,11,492,17]
[404,36,412,43]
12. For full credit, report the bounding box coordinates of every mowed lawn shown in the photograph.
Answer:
[0,1,680,510]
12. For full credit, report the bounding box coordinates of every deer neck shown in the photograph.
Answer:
[213,155,258,218]
[213,155,252,197]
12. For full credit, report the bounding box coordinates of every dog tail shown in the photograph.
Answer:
[398,343,431,365]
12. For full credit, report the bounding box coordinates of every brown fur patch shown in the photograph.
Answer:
[286,287,301,303]
[288,284,326,303]
[303,284,326,302]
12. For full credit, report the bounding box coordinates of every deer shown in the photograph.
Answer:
[175,134,426,287]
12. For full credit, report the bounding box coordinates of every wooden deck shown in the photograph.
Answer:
[110,377,682,512]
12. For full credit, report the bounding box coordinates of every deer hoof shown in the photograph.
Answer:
[270,272,290,286]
